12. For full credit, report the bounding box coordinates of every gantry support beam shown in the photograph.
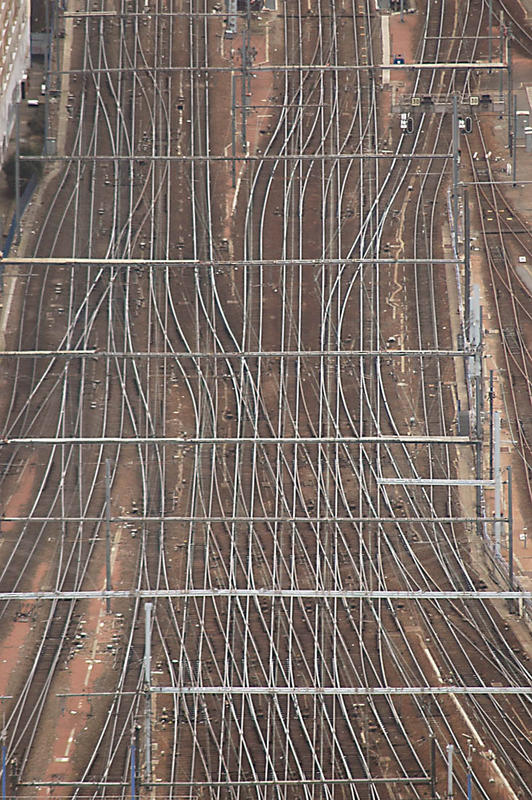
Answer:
[45,62,507,73]
[20,778,431,787]
[0,590,528,601]
[0,349,476,358]
[0,515,506,524]
[149,686,531,696]
[1,435,476,445]
[1,257,463,265]
[62,9,247,15]
[19,153,451,162]
[378,479,495,486]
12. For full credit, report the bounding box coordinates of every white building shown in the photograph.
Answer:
[0,0,31,164]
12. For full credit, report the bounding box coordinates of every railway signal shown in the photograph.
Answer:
[459,116,473,133]
[400,113,414,133]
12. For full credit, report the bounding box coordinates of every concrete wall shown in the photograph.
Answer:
[0,0,31,164]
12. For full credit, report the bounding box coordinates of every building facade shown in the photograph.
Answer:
[0,0,31,164]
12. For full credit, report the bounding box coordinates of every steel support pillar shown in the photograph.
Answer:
[494,411,502,556]
[489,370,494,480]
[1,729,6,800]
[105,459,112,613]
[464,187,470,338]
[452,94,460,249]
[446,744,454,799]
[488,0,493,68]
[15,103,20,243]
[512,94,517,186]
[430,736,436,799]
[499,12,504,105]
[507,26,513,150]
[466,741,473,800]
[508,465,513,592]
[144,603,152,785]
[226,0,237,36]
[231,73,237,187]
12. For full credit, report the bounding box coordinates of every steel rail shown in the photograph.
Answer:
[8,1,155,782]
[0,0,135,774]
[4,0,526,791]
[383,17,532,796]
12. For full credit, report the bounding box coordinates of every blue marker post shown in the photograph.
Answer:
[466,739,473,800]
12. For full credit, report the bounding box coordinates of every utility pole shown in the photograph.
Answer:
[512,94,517,186]
[489,370,494,480]
[466,739,473,800]
[452,94,460,250]
[430,735,437,800]
[246,0,252,97]
[15,102,21,244]
[507,25,513,151]
[488,0,493,69]
[499,12,504,107]
[494,411,501,556]
[477,303,484,411]
[144,602,153,786]
[105,459,112,613]
[1,722,6,800]
[470,286,483,537]
[463,187,470,338]
[475,370,483,537]
[241,28,248,150]
[135,725,140,791]
[231,73,237,188]
[130,726,136,800]
[446,743,454,800]
[508,465,513,592]
[44,0,50,146]
[226,0,237,37]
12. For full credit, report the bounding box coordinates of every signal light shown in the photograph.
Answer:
[459,117,473,134]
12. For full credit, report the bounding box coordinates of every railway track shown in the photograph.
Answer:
[0,1,531,799]
[466,133,532,502]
